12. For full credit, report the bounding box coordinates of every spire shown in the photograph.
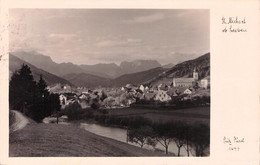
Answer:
[193,67,198,80]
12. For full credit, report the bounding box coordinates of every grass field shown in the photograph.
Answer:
[107,106,210,125]
[9,123,166,157]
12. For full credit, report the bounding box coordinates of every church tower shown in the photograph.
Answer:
[193,68,199,80]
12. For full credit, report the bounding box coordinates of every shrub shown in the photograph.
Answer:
[66,101,83,121]
[91,98,100,110]
[82,109,94,120]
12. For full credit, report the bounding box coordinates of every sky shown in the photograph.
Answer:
[9,9,209,65]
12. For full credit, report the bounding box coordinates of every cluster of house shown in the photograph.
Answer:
[126,69,210,103]
[55,69,210,109]
[59,89,105,109]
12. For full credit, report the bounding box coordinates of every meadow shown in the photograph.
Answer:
[107,106,210,125]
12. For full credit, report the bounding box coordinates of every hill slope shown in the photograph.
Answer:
[63,67,167,88]
[79,63,122,79]
[62,53,209,88]
[111,67,167,87]
[9,54,72,86]
[148,53,210,87]
[9,123,165,156]
[119,60,161,76]
[63,73,111,88]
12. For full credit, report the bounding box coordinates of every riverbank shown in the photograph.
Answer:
[9,123,166,156]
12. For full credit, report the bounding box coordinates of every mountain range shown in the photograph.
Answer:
[10,51,210,88]
[9,54,72,86]
[63,67,168,88]
[12,51,162,79]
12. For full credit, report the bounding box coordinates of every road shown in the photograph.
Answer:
[10,110,30,132]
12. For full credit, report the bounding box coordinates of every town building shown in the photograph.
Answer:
[139,84,145,92]
[143,92,156,101]
[183,88,193,95]
[154,90,172,102]
[173,68,198,87]
[59,94,67,109]
[200,76,210,89]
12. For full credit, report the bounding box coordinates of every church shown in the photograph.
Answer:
[173,69,198,87]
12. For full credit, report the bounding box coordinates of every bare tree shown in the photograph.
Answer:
[190,123,210,156]
[153,122,173,155]
[127,126,157,148]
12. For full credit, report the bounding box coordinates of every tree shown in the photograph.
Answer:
[37,75,50,118]
[9,64,60,122]
[100,91,107,101]
[9,64,37,113]
[190,123,210,156]
[66,101,82,121]
[193,81,200,91]
[171,121,188,156]
[183,124,192,156]
[91,98,100,110]
[153,122,173,155]
[47,93,61,123]
[127,126,157,148]
[37,75,48,96]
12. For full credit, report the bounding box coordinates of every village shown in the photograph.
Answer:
[8,9,212,157]
[47,69,210,110]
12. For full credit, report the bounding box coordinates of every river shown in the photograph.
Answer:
[44,116,193,156]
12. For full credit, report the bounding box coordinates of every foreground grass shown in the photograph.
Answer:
[9,123,165,157]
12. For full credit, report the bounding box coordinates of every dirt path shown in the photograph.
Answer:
[10,110,30,132]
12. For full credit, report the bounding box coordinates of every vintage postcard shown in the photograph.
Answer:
[0,0,259,165]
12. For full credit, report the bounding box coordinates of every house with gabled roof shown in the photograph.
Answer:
[167,88,178,97]
[183,88,193,95]
[143,92,156,101]
[154,90,171,102]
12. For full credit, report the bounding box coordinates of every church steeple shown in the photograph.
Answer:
[193,67,199,80]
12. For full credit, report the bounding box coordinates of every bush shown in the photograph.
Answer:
[66,101,83,121]
[82,109,94,120]
[97,109,108,114]
[91,98,100,110]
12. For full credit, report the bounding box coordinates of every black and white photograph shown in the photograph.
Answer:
[8,9,210,157]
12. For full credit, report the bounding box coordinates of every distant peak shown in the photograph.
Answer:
[120,59,161,66]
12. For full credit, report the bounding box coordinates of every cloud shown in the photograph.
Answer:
[175,10,207,18]
[122,13,165,24]
[96,40,127,47]
[127,38,142,43]
[96,38,142,48]
[48,33,76,40]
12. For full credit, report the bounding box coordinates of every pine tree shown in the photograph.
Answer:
[32,75,51,121]
[37,75,48,96]
[9,64,61,122]
[9,64,37,113]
